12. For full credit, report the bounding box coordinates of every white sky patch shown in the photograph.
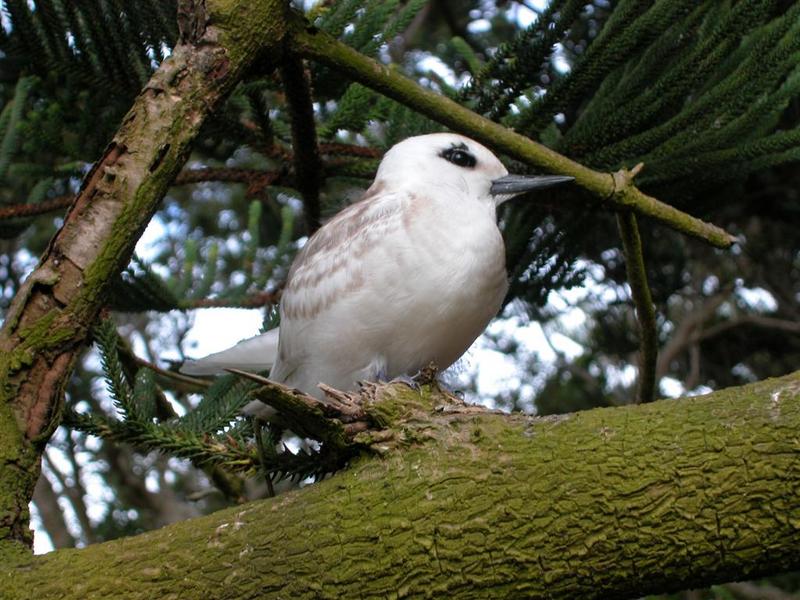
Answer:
[135,215,168,258]
[660,376,685,398]
[450,310,586,409]
[552,43,572,74]
[418,55,458,87]
[181,308,265,358]
[607,364,637,389]
[512,1,546,27]
[736,286,778,313]
[464,347,520,407]
[467,18,491,33]
[30,505,54,554]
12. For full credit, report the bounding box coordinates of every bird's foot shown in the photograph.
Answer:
[388,373,420,391]
[383,363,440,391]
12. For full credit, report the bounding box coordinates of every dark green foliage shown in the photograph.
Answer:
[173,374,254,435]
[2,0,176,95]
[461,0,590,118]
[456,0,800,209]
[111,257,181,313]
[85,319,257,470]
[93,320,136,420]
[71,318,349,483]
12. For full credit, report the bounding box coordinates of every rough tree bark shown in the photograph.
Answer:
[1,374,799,599]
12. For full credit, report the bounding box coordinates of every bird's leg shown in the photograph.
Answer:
[388,373,420,391]
[388,363,441,391]
[368,356,421,391]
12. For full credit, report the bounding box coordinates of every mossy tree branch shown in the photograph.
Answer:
[2,374,799,599]
[289,21,738,249]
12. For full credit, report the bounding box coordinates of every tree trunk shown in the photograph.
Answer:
[2,374,798,599]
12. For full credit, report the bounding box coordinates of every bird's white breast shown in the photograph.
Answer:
[272,185,507,394]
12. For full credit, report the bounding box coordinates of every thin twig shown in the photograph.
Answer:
[0,155,373,222]
[179,290,280,310]
[656,288,732,381]
[616,210,658,403]
[319,143,382,158]
[280,55,324,233]
[0,196,73,220]
[697,314,800,341]
[225,369,369,450]
[173,167,280,186]
[131,355,212,392]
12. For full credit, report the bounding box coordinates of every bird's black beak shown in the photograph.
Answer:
[490,174,574,196]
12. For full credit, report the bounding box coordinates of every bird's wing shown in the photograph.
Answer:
[180,327,279,375]
[269,187,411,390]
[278,186,411,323]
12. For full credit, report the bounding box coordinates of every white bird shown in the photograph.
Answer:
[181,133,572,402]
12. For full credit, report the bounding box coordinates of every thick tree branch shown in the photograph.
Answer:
[2,374,799,599]
[290,22,737,249]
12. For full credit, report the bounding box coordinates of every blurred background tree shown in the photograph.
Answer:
[1,1,799,597]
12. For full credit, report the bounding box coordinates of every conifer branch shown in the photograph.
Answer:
[290,22,738,249]
[616,206,658,404]
[64,411,259,472]
[225,369,370,452]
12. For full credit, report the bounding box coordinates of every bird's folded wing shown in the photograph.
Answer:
[280,188,410,322]
[180,327,279,375]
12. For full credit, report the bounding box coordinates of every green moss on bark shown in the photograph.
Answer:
[2,375,799,599]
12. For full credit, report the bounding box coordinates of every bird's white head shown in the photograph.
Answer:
[372,133,573,207]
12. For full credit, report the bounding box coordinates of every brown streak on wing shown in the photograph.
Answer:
[282,180,404,321]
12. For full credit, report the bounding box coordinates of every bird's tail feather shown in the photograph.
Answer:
[180,328,279,376]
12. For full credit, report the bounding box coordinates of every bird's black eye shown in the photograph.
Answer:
[440,146,477,168]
